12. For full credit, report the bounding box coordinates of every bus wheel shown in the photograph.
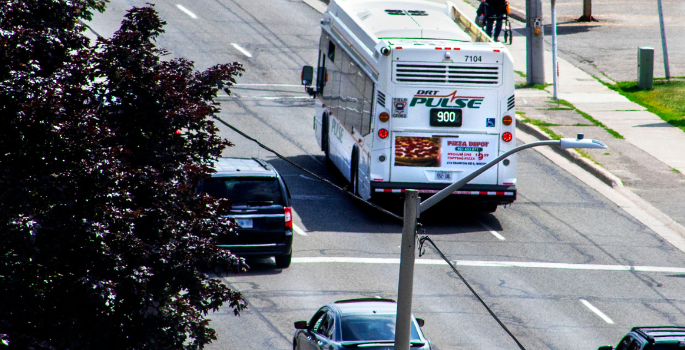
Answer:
[322,113,332,166]
[351,147,360,196]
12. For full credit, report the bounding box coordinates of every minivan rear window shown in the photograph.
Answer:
[202,177,283,206]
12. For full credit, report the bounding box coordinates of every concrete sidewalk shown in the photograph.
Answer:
[451,0,685,174]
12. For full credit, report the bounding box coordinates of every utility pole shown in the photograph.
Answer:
[526,0,545,85]
[394,190,419,350]
[657,0,671,80]
[394,137,607,349]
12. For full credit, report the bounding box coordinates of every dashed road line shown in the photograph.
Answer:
[580,299,615,324]
[176,4,197,19]
[293,224,307,236]
[479,220,506,240]
[231,43,252,58]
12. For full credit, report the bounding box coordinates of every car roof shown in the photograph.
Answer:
[210,157,278,178]
[329,299,398,316]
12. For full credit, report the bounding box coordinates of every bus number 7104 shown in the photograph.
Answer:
[465,55,482,62]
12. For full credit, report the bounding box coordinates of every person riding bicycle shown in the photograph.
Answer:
[477,0,509,42]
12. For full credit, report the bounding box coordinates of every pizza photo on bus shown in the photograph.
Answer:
[394,136,441,167]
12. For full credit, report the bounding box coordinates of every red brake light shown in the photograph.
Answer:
[378,129,389,139]
[284,207,292,228]
[502,132,513,142]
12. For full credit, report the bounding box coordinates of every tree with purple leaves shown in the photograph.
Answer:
[0,1,247,349]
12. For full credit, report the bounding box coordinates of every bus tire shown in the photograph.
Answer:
[322,113,332,165]
[351,147,360,196]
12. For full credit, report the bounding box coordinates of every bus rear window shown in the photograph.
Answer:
[202,177,283,206]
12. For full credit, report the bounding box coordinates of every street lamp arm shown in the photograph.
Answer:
[419,140,559,213]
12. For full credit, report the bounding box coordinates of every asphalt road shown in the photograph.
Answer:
[87,1,685,349]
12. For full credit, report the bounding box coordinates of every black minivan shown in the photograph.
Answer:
[199,157,293,268]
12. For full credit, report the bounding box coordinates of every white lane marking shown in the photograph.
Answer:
[176,4,197,19]
[231,43,252,58]
[580,299,614,324]
[478,220,505,240]
[262,96,311,100]
[292,257,685,273]
[234,84,302,87]
[293,224,307,236]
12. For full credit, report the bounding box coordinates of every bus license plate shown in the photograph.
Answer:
[236,218,253,228]
[435,171,451,180]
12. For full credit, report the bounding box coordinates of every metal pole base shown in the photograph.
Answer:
[576,15,597,22]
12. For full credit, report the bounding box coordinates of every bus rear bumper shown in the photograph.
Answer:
[370,182,517,205]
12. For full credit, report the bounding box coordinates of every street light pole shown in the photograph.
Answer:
[551,0,559,100]
[394,190,419,350]
[394,135,607,349]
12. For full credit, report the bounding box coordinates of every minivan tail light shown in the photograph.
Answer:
[284,207,293,228]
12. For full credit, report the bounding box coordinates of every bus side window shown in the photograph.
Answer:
[328,41,336,62]
[361,79,374,136]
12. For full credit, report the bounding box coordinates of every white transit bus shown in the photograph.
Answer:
[301,0,517,211]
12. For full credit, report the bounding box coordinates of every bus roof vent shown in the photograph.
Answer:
[385,9,406,15]
[377,90,386,107]
[393,63,500,85]
[407,10,428,16]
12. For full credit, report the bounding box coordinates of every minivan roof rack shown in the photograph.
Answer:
[632,327,685,344]
[252,158,271,171]
[335,298,396,304]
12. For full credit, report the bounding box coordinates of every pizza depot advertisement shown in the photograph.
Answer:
[394,134,499,169]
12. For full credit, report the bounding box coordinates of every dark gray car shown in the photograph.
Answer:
[293,298,431,350]
[199,157,293,268]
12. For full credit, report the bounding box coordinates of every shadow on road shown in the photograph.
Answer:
[267,155,505,236]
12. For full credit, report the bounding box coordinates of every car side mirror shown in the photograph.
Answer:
[597,346,613,350]
[301,66,314,86]
[294,320,308,329]
[415,318,425,327]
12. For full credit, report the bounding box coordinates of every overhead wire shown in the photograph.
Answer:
[212,115,526,349]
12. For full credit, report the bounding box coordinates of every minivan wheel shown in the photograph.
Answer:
[275,250,292,268]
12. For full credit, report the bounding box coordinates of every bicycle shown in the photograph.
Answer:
[476,2,513,44]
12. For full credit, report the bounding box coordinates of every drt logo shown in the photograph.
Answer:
[410,90,483,109]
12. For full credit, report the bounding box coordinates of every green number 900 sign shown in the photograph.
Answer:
[436,111,458,123]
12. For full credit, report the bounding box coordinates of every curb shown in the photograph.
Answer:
[515,117,623,188]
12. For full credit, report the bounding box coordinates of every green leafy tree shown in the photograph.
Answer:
[0,1,247,349]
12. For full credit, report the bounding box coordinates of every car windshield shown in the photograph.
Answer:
[341,314,421,342]
[202,177,283,206]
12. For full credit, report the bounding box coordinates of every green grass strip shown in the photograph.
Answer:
[548,98,625,139]
[608,81,685,132]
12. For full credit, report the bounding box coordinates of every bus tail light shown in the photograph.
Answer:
[502,132,513,142]
[379,112,390,122]
[502,115,513,125]
[284,207,292,228]
[378,129,389,139]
